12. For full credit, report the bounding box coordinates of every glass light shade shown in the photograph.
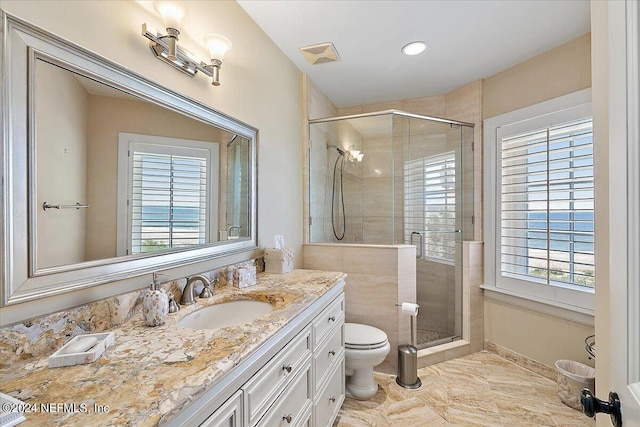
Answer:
[155,2,186,30]
[205,34,232,62]
[356,153,364,162]
[350,149,361,157]
[402,41,426,56]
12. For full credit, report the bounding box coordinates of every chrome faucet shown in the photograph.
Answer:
[181,275,211,305]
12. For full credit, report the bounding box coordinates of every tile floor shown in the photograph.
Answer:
[334,351,593,426]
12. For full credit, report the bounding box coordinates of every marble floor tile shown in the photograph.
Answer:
[334,351,593,427]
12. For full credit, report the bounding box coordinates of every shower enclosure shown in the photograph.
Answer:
[308,110,474,348]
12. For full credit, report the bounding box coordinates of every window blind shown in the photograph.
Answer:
[131,151,207,254]
[500,118,595,288]
[404,152,456,263]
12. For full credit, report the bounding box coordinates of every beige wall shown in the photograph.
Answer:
[482,32,595,368]
[35,61,89,268]
[484,299,594,368]
[483,33,591,119]
[1,0,302,323]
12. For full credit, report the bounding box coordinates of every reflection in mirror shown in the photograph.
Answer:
[34,59,250,271]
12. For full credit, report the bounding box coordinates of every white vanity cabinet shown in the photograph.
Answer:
[167,284,345,427]
[200,391,244,427]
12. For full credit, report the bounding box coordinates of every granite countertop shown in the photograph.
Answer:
[0,269,346,426]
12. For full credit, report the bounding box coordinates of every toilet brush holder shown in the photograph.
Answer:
[396,305,422,389]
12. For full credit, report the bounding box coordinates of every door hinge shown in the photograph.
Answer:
[471,215,475,225]
[309,216,313,226]
[471,140,475,151]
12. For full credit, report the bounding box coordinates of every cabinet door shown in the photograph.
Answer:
[314,360,345,427]
[200,390,243,427]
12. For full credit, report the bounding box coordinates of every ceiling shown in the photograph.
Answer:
[237,0,590,108]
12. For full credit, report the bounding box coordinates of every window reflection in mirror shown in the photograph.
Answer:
[34,58,250,270]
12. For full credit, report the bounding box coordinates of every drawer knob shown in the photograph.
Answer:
[329,350,336,356]
[329,396,337,403]
[328,316,336,322]
[282,364,292,373]
[283,414,293,423]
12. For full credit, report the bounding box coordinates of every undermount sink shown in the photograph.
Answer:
[178,300,273,330]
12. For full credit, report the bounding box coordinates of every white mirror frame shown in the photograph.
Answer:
[0,12,258,306]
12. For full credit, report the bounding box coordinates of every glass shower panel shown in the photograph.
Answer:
[308,111,474,349]
[308,114,394,244]
[403,118,463,347]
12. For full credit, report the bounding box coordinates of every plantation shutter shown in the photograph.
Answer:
[500,118,595,288]
[131,151,207,254]
[404,152,456,263]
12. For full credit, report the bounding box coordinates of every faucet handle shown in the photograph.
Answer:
[199,284,213,299]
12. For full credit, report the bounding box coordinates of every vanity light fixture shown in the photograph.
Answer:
[142,2,232,86]
[402,41,427,56]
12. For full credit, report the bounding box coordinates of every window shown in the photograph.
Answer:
[130,150,207,254]
[116,133,218,256]
[484,89,594,313]
[500,119,594,289]
[404,152,456,263]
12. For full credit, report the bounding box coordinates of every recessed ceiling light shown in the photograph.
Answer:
[402,41,426,56]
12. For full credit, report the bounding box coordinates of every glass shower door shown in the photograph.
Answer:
[400,117,467,348]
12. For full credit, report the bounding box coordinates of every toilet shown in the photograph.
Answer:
[344,322,391,400]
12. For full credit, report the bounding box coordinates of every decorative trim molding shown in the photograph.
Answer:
[484,340,557,382]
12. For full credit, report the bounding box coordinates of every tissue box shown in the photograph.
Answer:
[233,264,257,288]
[264,248,294,274]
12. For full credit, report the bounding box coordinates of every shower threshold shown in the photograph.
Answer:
[417,332,462,350]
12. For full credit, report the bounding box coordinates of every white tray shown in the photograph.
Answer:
[48,332,115,368]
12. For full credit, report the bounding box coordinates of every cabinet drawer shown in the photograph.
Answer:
[312,295,344,349]
[243,326,312,426]
[200,390,243,427]
[256,363,312,427]
[314,361,345,427]
[313,323,344,392]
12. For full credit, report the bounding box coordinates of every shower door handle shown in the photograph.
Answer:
[410,232,423,259]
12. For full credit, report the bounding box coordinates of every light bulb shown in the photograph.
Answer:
[402,41,426,56]
[155,2,185,31]
[204,34,232,62]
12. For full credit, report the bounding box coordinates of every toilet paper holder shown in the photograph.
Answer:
[396,302,420,347]
[395,302,422,389]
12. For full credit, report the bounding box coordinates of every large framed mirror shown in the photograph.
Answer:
[1,13,258,305]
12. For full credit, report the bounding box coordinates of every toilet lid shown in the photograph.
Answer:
[344,323,388,348]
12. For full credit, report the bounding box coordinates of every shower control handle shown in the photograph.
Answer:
[411,232,423,259]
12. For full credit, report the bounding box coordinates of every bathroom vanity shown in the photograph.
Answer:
[0,270,346,426]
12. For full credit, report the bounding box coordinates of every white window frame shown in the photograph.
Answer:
[116,133,219,256]
[483,89,594,318]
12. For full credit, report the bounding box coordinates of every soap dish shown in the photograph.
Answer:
[48,332,115,368]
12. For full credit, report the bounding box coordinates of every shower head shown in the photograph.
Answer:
[226,134,238,147]
[327,144,346,156]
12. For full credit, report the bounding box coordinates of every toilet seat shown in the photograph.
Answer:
[345,323,388,350]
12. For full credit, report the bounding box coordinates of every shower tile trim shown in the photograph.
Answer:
[416,339,470,369]
[484,340,557,381]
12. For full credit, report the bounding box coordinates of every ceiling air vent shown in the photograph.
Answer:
[300,42,341,65]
